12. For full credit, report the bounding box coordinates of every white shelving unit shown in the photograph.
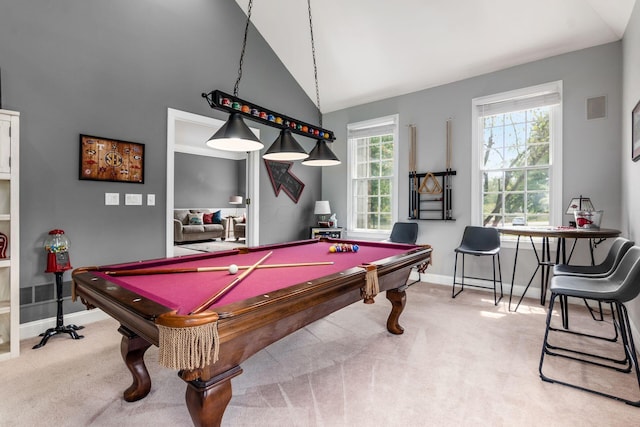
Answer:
[0,109,19,361]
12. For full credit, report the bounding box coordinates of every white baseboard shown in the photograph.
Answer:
[411,271,540,300]
[20,309,110,340]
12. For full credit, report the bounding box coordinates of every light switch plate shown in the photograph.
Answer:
[105,193,120,206]
[147,194,155,206]
[125,193,143,206]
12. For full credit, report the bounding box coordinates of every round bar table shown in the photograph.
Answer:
[498,226,621,312]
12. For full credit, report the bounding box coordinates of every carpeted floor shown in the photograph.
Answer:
[2,284,640,426]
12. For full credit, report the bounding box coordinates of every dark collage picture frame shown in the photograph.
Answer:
[79,134,145,183]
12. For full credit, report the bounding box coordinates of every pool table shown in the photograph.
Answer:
[72,238,432,426]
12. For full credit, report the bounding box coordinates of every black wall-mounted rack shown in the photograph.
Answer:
[408,170,456,221]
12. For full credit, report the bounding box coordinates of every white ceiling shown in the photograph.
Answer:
[234,0,636,113]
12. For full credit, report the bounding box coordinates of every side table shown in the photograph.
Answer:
[310,227,343,239]
[224,216,235,240]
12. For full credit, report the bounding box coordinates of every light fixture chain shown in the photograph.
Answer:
[308,0,322,126]
[233,0,254,97]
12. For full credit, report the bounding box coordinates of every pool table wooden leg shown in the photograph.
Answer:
[184,366,243,427]
[118,326,152,402]
[386,287,407,335]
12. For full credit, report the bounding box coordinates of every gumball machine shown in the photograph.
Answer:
[33,230,84,349]
[45,229,72,273]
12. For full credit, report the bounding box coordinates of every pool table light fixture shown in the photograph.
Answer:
[202,0,340,165]
[263,129,308,161]
[205,112,263,152]
[302,139,341,166]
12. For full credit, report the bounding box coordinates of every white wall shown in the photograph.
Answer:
[324,42,623,300]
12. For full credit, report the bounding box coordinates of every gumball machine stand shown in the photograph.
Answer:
[33,229,84,349]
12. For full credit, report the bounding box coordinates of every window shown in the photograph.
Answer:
[471,82,562,228]
[347,115,399,236]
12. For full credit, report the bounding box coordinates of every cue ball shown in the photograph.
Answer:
[228,264,239,274]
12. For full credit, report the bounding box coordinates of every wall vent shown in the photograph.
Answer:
[587,95,606,120]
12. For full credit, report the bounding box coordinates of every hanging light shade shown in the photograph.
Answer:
[229,195,243,205]
[302,139,341,166]
[263,129,308,161]
[206,113,264,152]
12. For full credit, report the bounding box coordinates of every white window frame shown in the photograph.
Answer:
[347,114,399,240]
[471,81,563,238]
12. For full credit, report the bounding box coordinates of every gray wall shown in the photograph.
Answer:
[174,154,244,208]
[622,1,640,336]
[324,41,623,293]
[0,0,322,322]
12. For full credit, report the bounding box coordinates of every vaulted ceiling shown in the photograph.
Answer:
[234,0,636,113]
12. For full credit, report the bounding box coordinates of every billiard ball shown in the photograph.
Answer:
[228,264,239,274]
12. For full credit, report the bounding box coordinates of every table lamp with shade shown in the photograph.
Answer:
[314,200,331,227]
[565,195,594,227]
[229,195,243,217]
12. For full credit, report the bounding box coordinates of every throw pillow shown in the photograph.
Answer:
[212,210,222,224]
[188,213,204,225]
[239,213,246,223]
[203,212,214,224]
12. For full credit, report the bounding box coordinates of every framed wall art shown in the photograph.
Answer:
[264,159,305,203]
[79,134,145,183]
[633,100,640,162]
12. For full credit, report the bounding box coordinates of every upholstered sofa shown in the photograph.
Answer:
[173,209,226,243]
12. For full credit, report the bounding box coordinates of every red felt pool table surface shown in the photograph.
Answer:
[94,239,421,314]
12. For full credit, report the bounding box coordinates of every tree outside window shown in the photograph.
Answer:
[472,81,563,229]
[482,108,550,227]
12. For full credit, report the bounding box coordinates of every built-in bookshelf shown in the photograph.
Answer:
[0,109,20,361]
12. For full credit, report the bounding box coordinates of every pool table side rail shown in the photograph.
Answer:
[94,238,420,273]
[96,248,243,271]
[95,240,317,273]
[73,272,164,346]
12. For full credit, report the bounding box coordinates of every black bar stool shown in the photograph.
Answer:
[452,226,503,305]
[539,246,640,406]
[553,237,634,328]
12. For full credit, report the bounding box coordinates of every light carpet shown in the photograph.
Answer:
[2,284,640,426]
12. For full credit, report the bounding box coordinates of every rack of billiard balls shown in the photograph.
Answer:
[329,244,359,253]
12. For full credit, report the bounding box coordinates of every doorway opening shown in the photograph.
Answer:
[166,108,260,257]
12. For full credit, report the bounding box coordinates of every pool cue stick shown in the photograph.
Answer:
[102,261,334,276]
[409,125,413,217]
[409,124,418,219]
[415,126,419,217]
[190,251,272,314]
[445,119,452,220]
